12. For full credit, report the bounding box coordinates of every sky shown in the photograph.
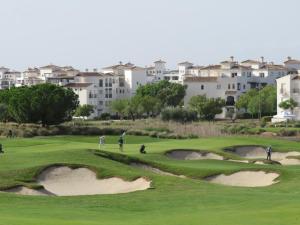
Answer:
[0,0,300,70]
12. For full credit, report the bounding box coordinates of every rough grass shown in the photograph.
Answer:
[0,135,300,225]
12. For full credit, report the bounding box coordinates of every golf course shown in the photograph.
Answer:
[1,135,300,225]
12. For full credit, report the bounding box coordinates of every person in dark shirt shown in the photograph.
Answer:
[140,144,146,154]
[0,144,4,154]
[266,146,272,160]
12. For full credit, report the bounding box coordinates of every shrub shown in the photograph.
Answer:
[96,113,111,120]
[161,107,197,123]
[278,129,298,137]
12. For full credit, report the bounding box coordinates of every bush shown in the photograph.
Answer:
[221,124,251,134]
[161,107,197,123]
[96,113,111,121]
[278,129,298,137]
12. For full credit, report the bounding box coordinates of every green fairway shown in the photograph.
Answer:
[1,135,300,225]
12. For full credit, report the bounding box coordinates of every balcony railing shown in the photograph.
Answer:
[292,88,300,94]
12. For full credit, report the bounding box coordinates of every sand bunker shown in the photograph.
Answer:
[131,162,186,178]
[166,150,223,160]
[4,166,151,196]
[225,146,300,165]
[205,171,279,187]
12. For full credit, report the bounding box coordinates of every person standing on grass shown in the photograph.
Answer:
[266,146,272,160]
[0,144,3,154]
[118,136,124,152]
[7,130,13,138]
[99,136,105,149]
[121,131,126,143]
[140,144,146,154]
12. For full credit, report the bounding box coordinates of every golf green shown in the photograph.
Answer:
[0,135,300,225]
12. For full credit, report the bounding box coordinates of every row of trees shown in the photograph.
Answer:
[236,86,277,117]
[0,84,79,126]
[110,80,187,120]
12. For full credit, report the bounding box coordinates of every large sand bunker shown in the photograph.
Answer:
[205,171,279,187]
[225,146,300,165]
[4,166,151,196]
[166,150,223,160]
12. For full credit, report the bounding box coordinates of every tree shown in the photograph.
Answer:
[279,98,298,113]
[32,84,79,126]
[189,95,225,120]
[139,96,161,116]
[236,86,277,117]
[136,80,186,107]
[125,96,143,121]
[0,84,79,126]
[236,89,257,111]
[75,105,94,118]
[110,99,129,119]
[0,103,9,122]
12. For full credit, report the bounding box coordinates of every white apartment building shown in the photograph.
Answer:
[0,67,21,89]
[272,74,300,122]
[146,60,167,82]
[64,63,148,118]
[183,57,288,118]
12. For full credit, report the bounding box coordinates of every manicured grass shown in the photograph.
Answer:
[0,135,300,225]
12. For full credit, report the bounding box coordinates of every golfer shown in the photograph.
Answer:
[118,136,124,152]
[99,136,105,149]
[266,146,272,160]
[140,144,146,154]
[121,131,126,143]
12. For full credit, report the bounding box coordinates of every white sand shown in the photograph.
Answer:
[206,171,279,187]
[37,166,151,196]
[3,166,151,197]
[131,163,186,178]
[3,186,53,196]
[231,146,300,165]
[167,150,223,160]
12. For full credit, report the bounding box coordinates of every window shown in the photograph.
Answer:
[228,84,230,89]
[99,79,103,87]
[217,84,221,89]
[260,73,265,78]
[232,84,235,89]
[243,84,246,90]
[231,73,237,77]
[99,101,103,106]
[237,83,241,90]
[201,85,204,90]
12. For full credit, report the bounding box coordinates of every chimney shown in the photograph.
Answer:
[261,56,264,63]
[85,68,89,72]
[93,68,97,72]
[119,61,123,65]
[287,56,292,61]
[230,56,234,62]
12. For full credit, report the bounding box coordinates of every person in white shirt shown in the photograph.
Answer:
[99,136,105,149]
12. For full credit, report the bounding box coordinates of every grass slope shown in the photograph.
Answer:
[0,135,300,225]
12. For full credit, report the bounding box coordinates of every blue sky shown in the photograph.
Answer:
[0,0,299,70]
